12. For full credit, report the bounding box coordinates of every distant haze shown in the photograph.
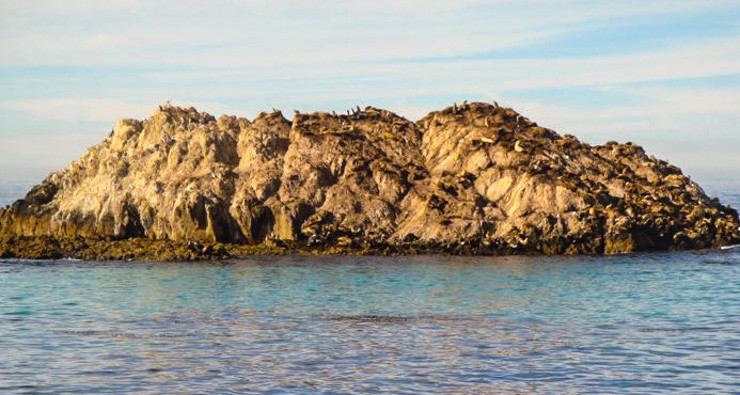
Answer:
[1,0,739,194]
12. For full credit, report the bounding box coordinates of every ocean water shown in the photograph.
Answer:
[0,178,739,393]
[1,251,740,394]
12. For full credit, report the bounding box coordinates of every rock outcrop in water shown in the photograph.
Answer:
[1,102,738,260]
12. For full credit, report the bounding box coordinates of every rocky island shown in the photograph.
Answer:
[1,102,738,260]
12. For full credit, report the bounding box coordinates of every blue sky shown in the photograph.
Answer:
[1,0,739,188]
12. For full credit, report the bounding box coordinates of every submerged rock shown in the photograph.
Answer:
[1,102,738,260]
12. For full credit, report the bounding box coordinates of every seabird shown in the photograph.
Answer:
[514,141,523,152]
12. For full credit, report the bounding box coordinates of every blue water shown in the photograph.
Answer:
[1,251,740,393]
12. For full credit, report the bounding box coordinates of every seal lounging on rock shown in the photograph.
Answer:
[1,102,738,260]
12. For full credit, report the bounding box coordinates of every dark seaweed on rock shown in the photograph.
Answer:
[1,102,738,260]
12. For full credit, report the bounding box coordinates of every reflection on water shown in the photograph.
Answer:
[1,251,740,393]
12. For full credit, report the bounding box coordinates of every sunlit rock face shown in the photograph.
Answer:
[1,102,738,258]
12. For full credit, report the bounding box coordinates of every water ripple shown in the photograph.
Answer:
[1,249,740,393]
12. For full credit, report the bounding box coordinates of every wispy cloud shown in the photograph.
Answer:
[0,98,246,123]
[1,0,739,183]
[2,0,737,67]
[0,99,154,122]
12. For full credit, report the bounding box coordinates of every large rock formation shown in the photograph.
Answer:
[1,102,738,260]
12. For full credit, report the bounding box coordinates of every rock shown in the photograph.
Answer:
[1,102,738,260]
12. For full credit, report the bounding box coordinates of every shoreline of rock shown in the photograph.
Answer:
[1,102,739,260]
[1,235,738,261]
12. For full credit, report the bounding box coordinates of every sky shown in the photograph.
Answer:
[1,0,739,194]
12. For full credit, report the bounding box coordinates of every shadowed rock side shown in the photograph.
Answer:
[1,103,738,260]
